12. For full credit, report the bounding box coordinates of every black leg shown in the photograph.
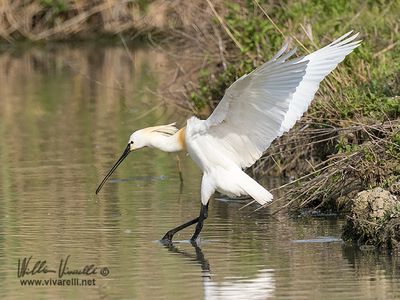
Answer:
[161,217,199,243]
[190,203,209,242]
[160,203,209,244]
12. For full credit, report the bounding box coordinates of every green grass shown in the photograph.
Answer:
[190,0,400,124]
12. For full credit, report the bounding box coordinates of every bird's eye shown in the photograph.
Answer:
[130,141,134,144]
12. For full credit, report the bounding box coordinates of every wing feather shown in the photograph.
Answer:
[187,32,361,170]
[188,47,308,169]
[279,32,361,133]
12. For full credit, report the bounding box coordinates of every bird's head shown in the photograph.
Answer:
[95,123,178,194]
[127,128,151,151]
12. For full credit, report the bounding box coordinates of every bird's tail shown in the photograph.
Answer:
[236,171,273,206]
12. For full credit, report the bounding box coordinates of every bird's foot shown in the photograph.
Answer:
[160,231,174,244]
[190,236,200,245]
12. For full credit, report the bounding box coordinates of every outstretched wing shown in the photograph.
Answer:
[279,31,361,133]
[188,32,360,170]
[187,45,308,169]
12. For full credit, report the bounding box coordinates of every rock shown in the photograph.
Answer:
[342,187,400,248]
[352,188,397,220]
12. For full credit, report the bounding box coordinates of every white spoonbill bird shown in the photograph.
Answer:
[96,32,361,243]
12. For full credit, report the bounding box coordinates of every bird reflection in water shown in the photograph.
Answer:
[162,242,275,300]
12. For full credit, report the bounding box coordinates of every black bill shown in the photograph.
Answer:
[96,143,131,194]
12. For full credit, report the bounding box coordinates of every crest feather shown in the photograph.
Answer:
[146,123,179,136]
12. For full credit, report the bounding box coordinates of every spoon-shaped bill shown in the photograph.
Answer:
[96,144,131,194]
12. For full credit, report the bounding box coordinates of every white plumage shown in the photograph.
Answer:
[186,31,361,206]
[279,31,361,133]
[96,32,361,242]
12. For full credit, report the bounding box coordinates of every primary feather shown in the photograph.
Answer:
[279,31,361,134]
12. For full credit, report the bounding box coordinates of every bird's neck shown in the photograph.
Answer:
[150,127,186,153]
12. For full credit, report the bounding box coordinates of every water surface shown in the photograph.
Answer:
[0,45,399,300]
